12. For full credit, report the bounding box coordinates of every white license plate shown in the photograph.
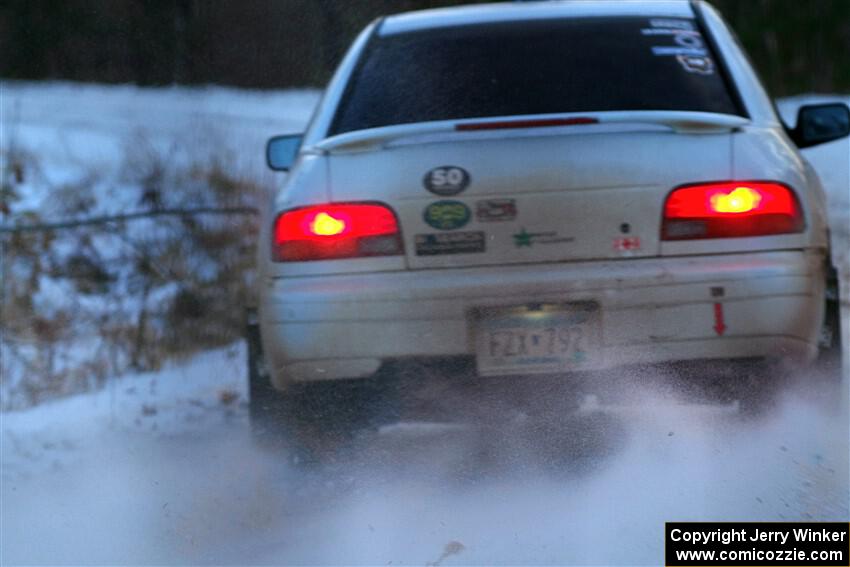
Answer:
[473,303,601,376]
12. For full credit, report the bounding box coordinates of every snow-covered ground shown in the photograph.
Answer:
[0,82,322,408]
[1,81,318,227]
[2,346,846,565]
[1,83,848,565]
[2,81,318,204]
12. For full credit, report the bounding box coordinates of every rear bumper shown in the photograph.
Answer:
[260,250,826,387]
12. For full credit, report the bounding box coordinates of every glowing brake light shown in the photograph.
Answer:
[710,186,761,213]
[662,181,804,240]
[310,212,347,236]
[455,117,598,131]
[272,203,402,262]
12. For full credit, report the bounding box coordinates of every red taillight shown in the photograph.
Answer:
[662,181,805,240]
[455,117,598,131]
[272,203,402,262]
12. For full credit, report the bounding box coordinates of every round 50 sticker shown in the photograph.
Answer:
[423,166,470,196]
[423,200,471,230]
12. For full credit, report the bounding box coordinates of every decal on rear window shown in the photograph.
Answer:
[643,18,716,75]
[676,54,715,75]
[330,17,741,136]
[648,18,695,31]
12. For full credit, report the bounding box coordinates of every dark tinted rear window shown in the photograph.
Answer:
[329,17,742,135]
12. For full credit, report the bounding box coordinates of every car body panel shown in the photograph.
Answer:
[260,250,824,385]
[327,127,734,268]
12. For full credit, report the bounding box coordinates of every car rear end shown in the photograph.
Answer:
[258,1,829,390]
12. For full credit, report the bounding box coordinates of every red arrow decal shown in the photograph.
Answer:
[713,302,726,336]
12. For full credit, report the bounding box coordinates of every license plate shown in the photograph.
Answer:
[473,303,601,376]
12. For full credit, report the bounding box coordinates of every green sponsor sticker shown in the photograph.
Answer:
[423,200,471,230]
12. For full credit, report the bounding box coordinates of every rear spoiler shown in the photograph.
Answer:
[313,111,750,152]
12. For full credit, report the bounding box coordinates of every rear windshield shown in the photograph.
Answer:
[329,17,743,135]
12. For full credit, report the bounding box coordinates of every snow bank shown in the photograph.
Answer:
[1,344,247,475]
[0,343,260,565]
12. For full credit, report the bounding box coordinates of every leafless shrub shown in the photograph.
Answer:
[1,130,267,410]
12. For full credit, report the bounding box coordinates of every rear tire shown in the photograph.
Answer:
[276,378,397,466]
[246,315,288,449]
[246,318,397,465]
[729,360,785,416]
[673,358,783,415]
[816,276,843,377]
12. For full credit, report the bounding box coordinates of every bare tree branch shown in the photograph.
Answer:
[0,206,259,233]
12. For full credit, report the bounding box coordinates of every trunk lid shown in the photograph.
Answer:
[326,126,733,269]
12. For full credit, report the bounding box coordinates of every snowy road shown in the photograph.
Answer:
[2,344,848,565]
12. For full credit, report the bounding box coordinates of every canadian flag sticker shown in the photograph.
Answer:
[614,236,641,252]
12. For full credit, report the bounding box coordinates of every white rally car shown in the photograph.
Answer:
[249,0,849,447]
